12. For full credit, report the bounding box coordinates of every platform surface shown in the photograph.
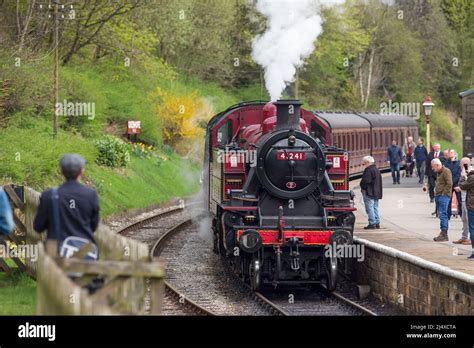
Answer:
[352,174,474,276]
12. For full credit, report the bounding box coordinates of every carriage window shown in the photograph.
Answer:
[374,133,378,149]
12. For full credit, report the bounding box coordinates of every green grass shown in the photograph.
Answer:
[0,119,201,217]
[0,264,36,315]
[0,118,97,190]
[88,151,201,217]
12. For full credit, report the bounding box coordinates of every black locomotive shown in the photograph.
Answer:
[204,100,356,291]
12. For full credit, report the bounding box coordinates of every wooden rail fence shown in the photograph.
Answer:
[2,184,165,315]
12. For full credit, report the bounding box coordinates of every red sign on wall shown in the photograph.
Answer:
[127,120,141,134]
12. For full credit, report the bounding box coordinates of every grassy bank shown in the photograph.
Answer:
[0,53,247,315]
[0,262,36,315]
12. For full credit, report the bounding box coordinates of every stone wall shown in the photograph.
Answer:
[353,239,474,315]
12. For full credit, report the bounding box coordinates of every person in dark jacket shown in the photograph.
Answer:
[459,163,474,259]
[360,156,383,230]
[34,154,100,255]
[427,143,442,204]
[453,157,472,245]
[387,140,403,185]
[445,150,461,219]
[413,138,428,184]
[0,188,14,235]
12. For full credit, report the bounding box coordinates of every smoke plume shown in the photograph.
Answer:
[252,0,344,101]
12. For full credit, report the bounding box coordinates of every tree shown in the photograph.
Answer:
[61,0,142,64]
[299,4,370,108]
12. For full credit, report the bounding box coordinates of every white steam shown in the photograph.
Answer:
[252,0,344,101]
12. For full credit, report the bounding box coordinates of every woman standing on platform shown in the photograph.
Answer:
[459,162,474,260]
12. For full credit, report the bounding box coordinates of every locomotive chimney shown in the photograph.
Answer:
[274,99,302,130]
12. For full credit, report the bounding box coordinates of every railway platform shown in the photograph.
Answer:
[353,174,473,276]
[351,174,473,315]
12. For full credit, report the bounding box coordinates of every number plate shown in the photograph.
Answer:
[277,151,306,161]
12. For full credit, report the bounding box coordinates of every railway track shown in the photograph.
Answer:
[151,217,286,315]
[118,203,214,315]
[117,202,378,316]
[259,286,377,316]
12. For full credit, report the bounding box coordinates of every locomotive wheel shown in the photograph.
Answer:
[217,230,226,257]
[326,255,338,292]
[249,259,261,291]
[217,213,229,257]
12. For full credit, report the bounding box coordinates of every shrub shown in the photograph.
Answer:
[129,141,156,159]
[94,135,129,168]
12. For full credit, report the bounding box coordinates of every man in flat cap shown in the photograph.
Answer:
[34,154,100,259]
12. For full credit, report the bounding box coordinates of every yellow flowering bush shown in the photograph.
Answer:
[152,87,205,146]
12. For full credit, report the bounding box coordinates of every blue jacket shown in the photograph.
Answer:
[387,145,403,164]
[0,189,14,235]
[413,145,428,162]
[445,159,461,186]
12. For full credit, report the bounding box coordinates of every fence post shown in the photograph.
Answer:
[24,188,43,275]
[149,257,164,315]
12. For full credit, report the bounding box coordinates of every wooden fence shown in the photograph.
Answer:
[2,185,165,315]
[0,185,41,276]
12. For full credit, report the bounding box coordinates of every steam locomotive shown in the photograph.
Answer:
[204,100,358,291]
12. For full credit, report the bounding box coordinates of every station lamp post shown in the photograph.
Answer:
[422,96,435,151]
